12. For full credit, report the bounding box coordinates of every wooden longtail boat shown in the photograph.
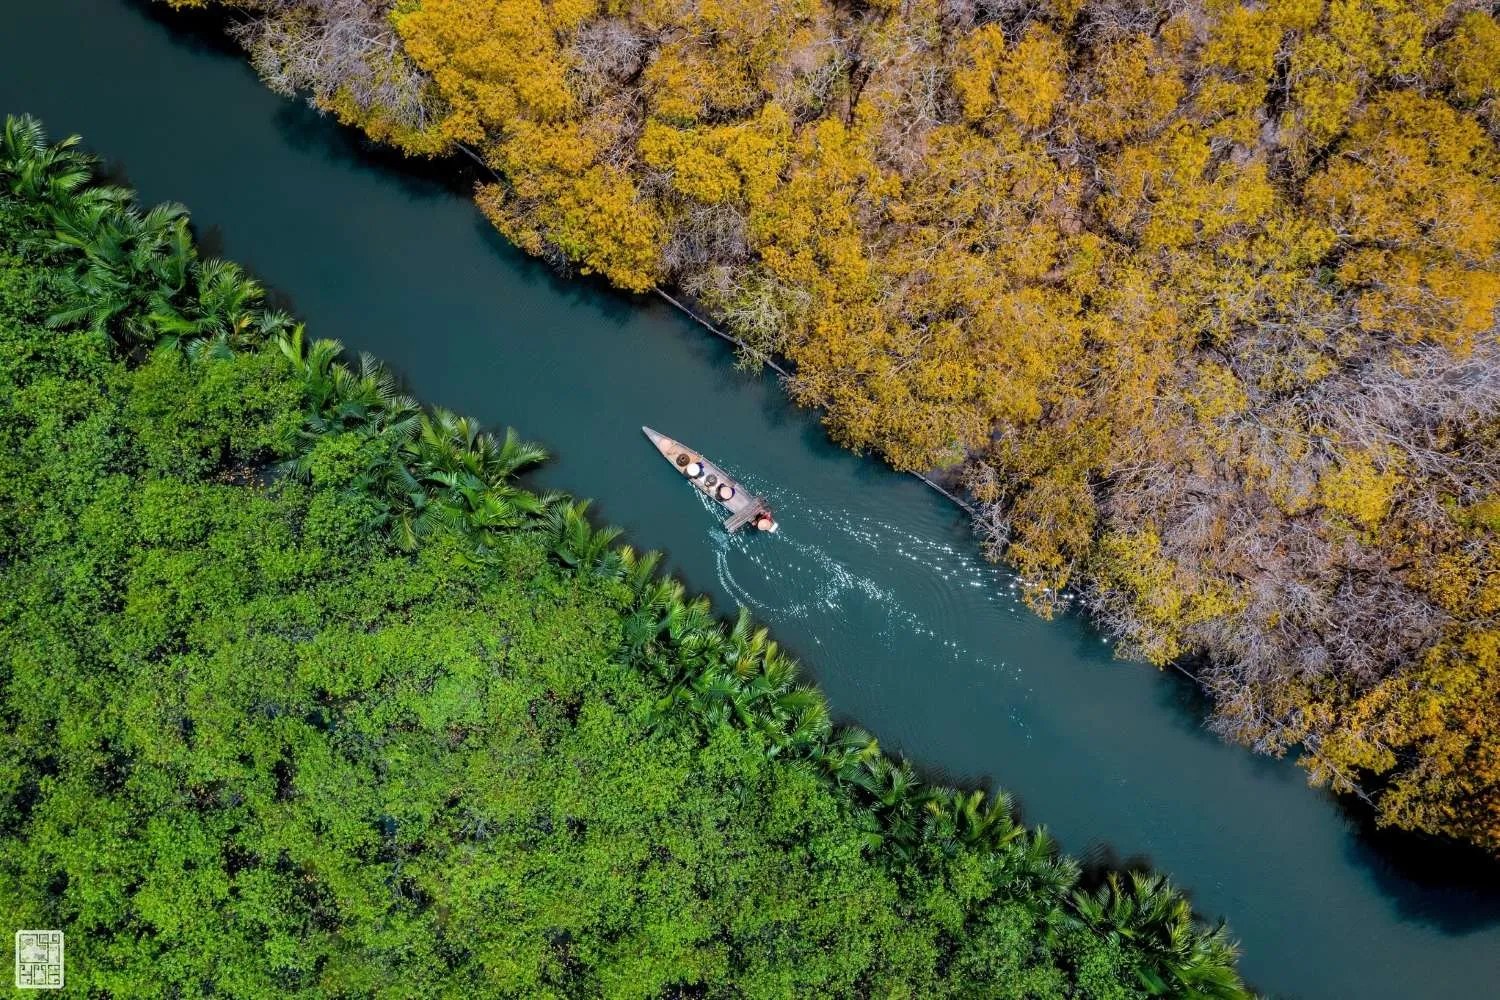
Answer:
[642,426,778,533]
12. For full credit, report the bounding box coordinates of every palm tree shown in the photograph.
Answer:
[279,334,422,438]
[738,646,799,714]
[277,325,332,381]
[151,258,292,358]
[540,499,623,574]
[621,576,684,660]
[851,757,924,848]
[422,470,548,555]
[615,546,662,596]
[1072,872,1250,999]
[721,607,769,676]
[667,594,716,648]
[991,826,1079,902]
[774,690,832,753]
[683,663,755,728]
[273,330,459,551]
[46,192,194,342]
[956,788,1023,851]
[413,409,547,487]
[0,114,92,203]
[355,436,434,551]
[811,727,883,791]
[332,353,421,437]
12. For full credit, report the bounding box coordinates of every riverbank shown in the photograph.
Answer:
[0,115,1250,997]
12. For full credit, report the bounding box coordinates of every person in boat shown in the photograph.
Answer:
[754,513,777,532]
[684,459,704,478]
[716,483,735,502]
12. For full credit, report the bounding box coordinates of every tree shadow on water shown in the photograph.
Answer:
[123,0,243,59]
[193,222,226,261]
[91,157,136,196]
[1073,626,1500,933]
[1158,660,1500,934]
[1338,798,1500,935]
[270,100,473,204]
[466,213,638,332]
[123,0,455,215]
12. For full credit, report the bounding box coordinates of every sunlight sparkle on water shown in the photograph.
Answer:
[683,476,1043,702]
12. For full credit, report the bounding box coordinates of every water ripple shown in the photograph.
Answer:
[684,476,1054,732]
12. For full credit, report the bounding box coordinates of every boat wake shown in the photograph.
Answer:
[691,479,1065,728]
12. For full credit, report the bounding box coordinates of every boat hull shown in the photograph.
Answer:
[642,426,776,533]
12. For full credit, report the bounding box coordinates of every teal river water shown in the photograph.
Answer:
[6,3,1500,996]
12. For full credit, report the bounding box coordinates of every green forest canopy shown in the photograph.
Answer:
[167,0,1500,854]
[0,117,1248,997]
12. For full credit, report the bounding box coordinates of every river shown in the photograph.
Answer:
[5,2,1500,996]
